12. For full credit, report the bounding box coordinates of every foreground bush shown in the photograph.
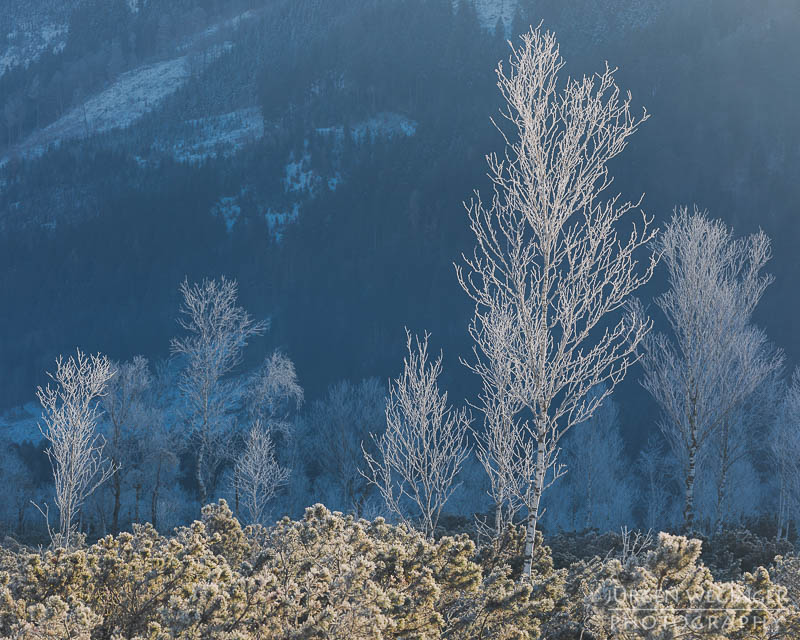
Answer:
[1,503,799,639]
[0,501,555,639]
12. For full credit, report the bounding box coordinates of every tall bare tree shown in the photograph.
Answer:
[102,355,152,534]
[639,207,783,532]
[232,350,303,519]
[171,277,267,506]
[362,331,471,539]
[36,350,116,548]
[771,370,800,541]
[306,378,386,516]
[456,26,656,581]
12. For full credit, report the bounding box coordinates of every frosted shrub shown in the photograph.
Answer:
[0,500,558,639]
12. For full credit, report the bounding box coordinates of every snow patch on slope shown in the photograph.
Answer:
[284,151,317,194]
[11,56,192,158]
[0,21,68,76]
[470,0,517,30]
[264,203,300,242]
[212,196,242,232]
[316,112,417,144]
[157,107,265,164]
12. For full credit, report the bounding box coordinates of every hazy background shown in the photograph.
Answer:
[1,0,798,460]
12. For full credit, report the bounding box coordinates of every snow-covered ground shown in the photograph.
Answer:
[471,0,518,30]
[212,196,242,233]
[264,203,300,242]
[15,56,193,158]
[0,21,68,76]
[157,107,265,164]
[284,151,317,194]
[2,7,261,162]
[467,0,663,34]
[316,112,418,144]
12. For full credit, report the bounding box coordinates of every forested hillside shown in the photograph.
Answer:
[2,0,798,415]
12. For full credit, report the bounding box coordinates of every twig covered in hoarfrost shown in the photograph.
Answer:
[35,350,116,548]
[362,331,472,538]
[456,25,656,581]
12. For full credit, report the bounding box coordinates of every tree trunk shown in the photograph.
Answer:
[134,483,141,523]
[522,437,547,582]
[683,445,697,533]
[111,471,122,534]
[196,447,208,507]
[151,456,163,531]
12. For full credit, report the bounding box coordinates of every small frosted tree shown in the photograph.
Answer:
[705,372,780,530]
[456,26,655,580]
[171,277,267,506]
[362,331,472,538]
[36,350,116,548]
[244,351,304,470]
[639,207,783,532]
[245,351,304,428]
[233,421,290,525]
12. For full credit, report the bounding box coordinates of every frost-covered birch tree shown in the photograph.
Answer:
[456,26,655,581]
[705,372,779,530]
[772,370,800,541]
[36,350,116,548]
[639,207,783,532]
[636,434,677,532]
[171,277,267,506]
[232,351,302,520]
[362,331,471,539]
[102,355,151,534]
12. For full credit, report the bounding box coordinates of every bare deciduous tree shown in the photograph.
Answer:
[636,434,676,532]
[771,370,800,541]
[233,350,303,518]
[456,26,655,580]
[233,421,290,525]
[362,331,471,538]
[707,371,779,531]
[102,355,152,534]
[306,378,386,516]
[35,350,116,548]
[245,350,304,447]
[170,277,267,506]
[639,207,783,532]
[545,387,636,532]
